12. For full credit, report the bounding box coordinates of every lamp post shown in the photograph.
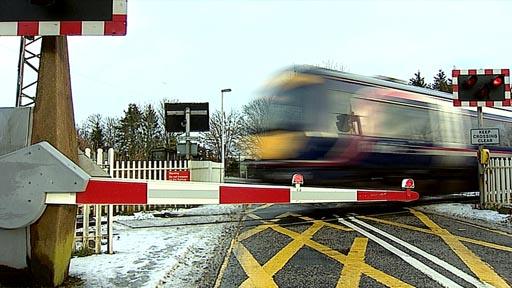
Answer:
[220,88,231,182]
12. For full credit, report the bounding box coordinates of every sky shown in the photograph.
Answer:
[1,0,512,124]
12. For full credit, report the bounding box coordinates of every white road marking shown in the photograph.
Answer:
[338,218,489,288]
[349,217,490,288]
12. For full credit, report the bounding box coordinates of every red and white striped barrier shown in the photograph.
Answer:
[45,178,420,205]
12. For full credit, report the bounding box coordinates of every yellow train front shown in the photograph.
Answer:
[247,66,512,195]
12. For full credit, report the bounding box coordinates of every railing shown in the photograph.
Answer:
[483,156,512,208]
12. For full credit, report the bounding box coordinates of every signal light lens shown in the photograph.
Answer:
[493,76,503,87]
[466,75,478,87]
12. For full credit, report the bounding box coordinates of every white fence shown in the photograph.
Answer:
[484,157,512,207]
[76,148,223,254]
[86,147,223,182]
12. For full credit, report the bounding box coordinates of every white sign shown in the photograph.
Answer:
[470,128,500,145]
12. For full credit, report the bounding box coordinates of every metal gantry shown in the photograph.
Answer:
[15,36,42,107]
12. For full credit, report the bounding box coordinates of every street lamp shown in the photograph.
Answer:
[220,88,232,182]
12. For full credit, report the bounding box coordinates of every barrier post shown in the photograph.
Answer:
[28,36,79,286]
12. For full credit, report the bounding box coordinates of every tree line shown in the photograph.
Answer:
[77,69,454,162]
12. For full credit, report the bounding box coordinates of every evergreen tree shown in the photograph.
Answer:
[87,114,105,151]
[116,103,143,160]
[158,98,178,153]
[409,71,428,88]
[141,104,162,159]
[432,69,452,93]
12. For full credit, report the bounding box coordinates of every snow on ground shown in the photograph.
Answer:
[68,202,511,287]
[417,203,512,231]
[69,205,243,288]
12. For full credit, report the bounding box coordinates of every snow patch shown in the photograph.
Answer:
[417,203,512,229]
[69,204,242,288]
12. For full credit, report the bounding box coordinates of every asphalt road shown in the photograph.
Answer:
[214,203,512,288]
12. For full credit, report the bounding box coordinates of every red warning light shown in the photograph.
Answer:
[401,178,415,189]
[292,174,304,185]
[466,75,478,87]
[493,76,503,87]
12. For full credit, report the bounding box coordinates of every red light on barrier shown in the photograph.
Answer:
[401,178,415,189]
[292,174,304,185]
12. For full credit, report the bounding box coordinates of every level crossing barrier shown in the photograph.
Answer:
[3,141,419,255]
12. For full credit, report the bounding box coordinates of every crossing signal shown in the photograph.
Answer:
[457,74,505,101]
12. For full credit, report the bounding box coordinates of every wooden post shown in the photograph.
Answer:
[29,36,79,287]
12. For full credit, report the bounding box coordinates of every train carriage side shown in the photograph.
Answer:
[249,67,512,195]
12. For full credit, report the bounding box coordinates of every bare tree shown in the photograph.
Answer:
[240,97,273,158]
[158,98,179,152]
[103,116,120,150]
[200,109,245,162]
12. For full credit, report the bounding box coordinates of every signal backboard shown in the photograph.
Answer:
[452,69,510,107]
[0,0,127,36]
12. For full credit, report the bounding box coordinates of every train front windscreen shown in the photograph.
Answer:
[263,83,327,133]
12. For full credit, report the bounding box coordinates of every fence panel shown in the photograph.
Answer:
[484,156,512,207]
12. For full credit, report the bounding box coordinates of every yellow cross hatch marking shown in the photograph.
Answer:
[264,222,324,276]
[233,242,279,288]
[337,237,368,288]
[359,215,512,252]
[270,222,414,288]
[246,204,274,214]
[409,209,510,288]
[232,211,412,288]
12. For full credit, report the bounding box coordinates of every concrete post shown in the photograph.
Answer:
[29,36,79,287]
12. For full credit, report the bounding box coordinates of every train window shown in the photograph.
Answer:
[325,89,361,135]
[486,118,512,147]
[352,98,432,141]
[264,84,325,131]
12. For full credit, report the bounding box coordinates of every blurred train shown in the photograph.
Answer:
[247,66,512,195]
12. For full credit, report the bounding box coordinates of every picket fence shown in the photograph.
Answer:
[85,147,222,214]
[483,156,512,208]
[76,148,223,254]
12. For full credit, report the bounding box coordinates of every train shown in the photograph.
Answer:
[246,65,512,195]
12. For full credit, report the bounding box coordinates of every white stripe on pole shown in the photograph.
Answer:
[0,23,17,35]
[291,187,356,203]
[39,22,59,35]
[147,181,219,205]
[46,192,76,205]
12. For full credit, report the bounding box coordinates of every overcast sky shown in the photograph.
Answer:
[0,0,511,124]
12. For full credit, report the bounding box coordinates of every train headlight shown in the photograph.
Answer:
[401,178,415,190]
